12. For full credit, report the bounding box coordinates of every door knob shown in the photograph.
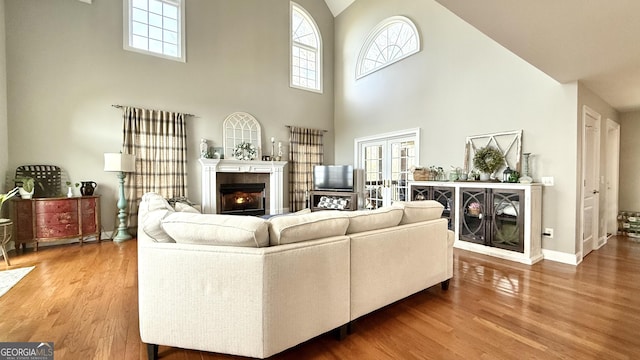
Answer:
[592,190,600,194]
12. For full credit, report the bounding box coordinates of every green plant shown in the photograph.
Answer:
[15,177,36,193]
[473,146,505,174]
[66,181,80,188]
[0,187,19,211]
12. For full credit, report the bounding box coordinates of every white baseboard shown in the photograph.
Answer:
[542,249,581,265]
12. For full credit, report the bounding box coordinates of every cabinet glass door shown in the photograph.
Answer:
[432,186,455,230]
[490,189,525,253]
[459,188,487,245]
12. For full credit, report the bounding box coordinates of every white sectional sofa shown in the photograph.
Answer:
[137,193,453,360]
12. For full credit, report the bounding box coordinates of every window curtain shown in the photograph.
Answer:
[289,127,324,211]
[121,106,188,232]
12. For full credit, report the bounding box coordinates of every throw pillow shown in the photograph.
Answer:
[317,196,349,210]
[174,202,200,213]
[393,200,444,224]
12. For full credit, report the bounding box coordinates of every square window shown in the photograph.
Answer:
[125,0,184,62]
[132,8,148,24]
[149,39,163,53]
[149,26,162,41]
[132,22,148,37]
[149,0,163,15]
[164,30,177,45]
[149,13,162,28]
[132,35,148,50]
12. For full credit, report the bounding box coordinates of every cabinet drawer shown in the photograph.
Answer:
[36,224,80,238]
[36,212,78,227]
[35,200,78,214]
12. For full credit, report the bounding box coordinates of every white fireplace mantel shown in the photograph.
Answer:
[199,158,287,215]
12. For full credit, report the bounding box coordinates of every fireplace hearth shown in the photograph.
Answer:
[219,183,266,216]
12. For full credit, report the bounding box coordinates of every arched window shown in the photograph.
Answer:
[290,2,322,93]
[356,16,420,79]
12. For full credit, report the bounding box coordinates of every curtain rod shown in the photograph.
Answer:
[285,125,328,133]
[111,104,195,117]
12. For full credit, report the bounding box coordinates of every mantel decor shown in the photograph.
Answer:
[233,142,257,161]
[464,130,523,178]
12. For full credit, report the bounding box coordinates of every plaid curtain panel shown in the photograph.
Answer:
[121,106,188,233]
[289,127,324,212]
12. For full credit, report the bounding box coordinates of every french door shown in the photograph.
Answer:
[355,129,420,209]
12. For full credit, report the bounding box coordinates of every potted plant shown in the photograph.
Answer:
[0,187,19,220]
[15,177,36,199]
[473,146,505,181]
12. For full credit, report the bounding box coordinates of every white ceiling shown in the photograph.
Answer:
[325,0,640,112]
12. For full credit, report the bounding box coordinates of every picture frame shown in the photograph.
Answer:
[212,147,224,159]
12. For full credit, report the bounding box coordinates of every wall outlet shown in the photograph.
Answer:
[543,228,554,238]
[541,176,554,186]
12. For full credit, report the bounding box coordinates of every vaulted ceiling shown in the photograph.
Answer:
[324,0,640,112]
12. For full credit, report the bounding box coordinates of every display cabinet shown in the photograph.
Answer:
[409,181,542,264]
[409,184,455,230]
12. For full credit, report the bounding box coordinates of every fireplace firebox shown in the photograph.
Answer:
[219,183,266,216]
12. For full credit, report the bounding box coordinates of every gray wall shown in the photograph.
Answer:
[0,0,7,198]
[5,0,334,231]
[333,0,581,255]
[620,110,640,211]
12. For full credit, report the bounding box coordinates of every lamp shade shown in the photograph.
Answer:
[104,153,136,172]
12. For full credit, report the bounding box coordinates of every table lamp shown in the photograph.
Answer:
[104,152,136,242]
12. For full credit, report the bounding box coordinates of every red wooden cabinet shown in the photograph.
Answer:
[10,196,101,250]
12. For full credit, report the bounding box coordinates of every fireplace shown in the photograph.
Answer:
[219,183,266,216]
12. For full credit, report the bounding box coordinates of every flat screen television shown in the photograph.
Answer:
[313,165,354,192]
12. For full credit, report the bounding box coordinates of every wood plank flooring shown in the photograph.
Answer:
[1,236,639,359]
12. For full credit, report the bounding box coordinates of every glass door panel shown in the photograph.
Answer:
[357,130,419,209]
[363,143,385,209]
[490,189,525,253]
[459,188,487,245]
[390,140,416,202]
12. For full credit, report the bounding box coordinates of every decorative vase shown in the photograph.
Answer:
[67,187,74,197]
[519,153,533,184]
[80,181,97,196]
[19,188,34,199]
[479,173,490,181]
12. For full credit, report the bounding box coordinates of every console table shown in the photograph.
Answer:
[10,196,101,251]
[409,181,542,264]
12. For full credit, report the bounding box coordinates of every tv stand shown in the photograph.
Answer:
[309,191,358,211]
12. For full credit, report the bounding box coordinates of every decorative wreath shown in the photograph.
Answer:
[473,146,504,174]
[233,142,257,161]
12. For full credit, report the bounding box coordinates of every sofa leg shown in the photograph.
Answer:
[441,279,450,291]
[146,344,159,360]
[334,323,349,340]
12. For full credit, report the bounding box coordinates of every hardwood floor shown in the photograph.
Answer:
[1,236,639,359]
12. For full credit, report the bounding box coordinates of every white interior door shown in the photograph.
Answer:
[356,129,419,209]
[581,106,601,258]
[605,119,620,238]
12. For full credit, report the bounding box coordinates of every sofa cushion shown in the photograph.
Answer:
[140,192,175,243]
[393,200,444,224]
[161,212,269,247]
[174,202,200,213]
[268,211,349,245]
[346,206,403,234]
